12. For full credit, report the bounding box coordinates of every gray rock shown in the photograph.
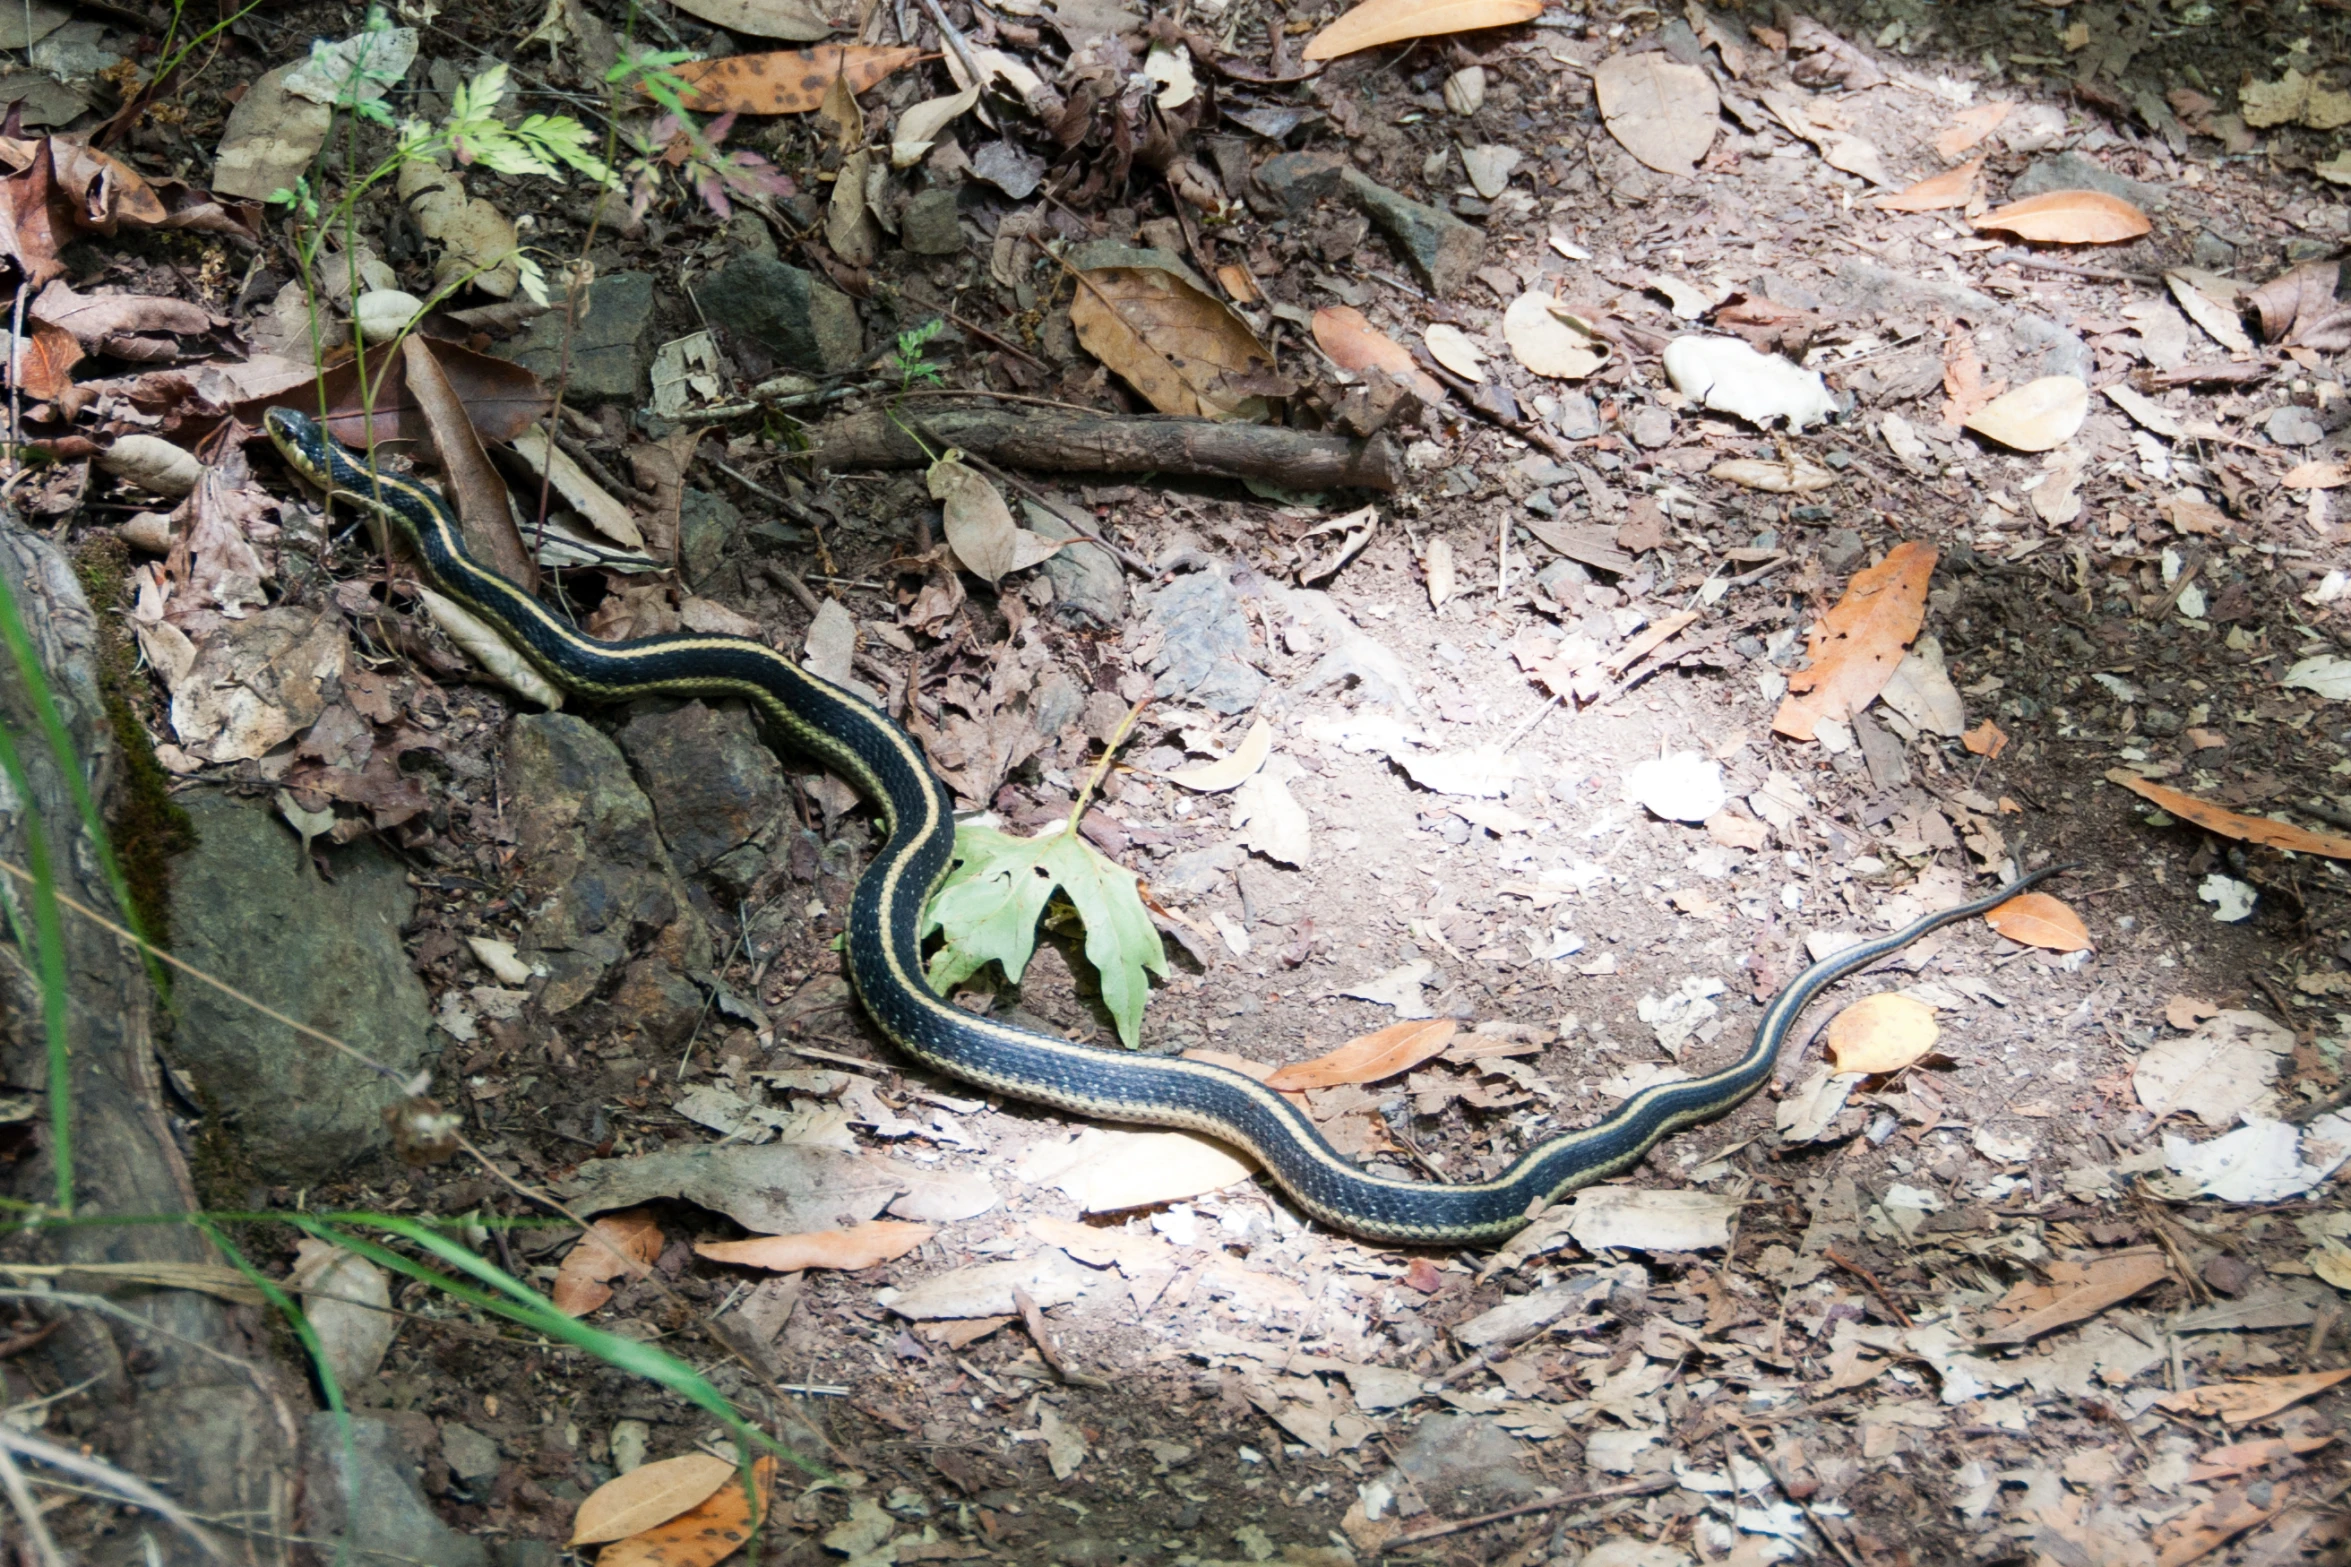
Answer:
[694,255,863,374]
[1030,670,1087,745]
[167,792,431,1180]
[1157,842,1242,898]
[493,1544,563,1567]
[501,714,709,1014]
[303,1414,488,1567]
[1141,565,1265,714]
[617,701,788,888]
[1385,1413,1541,1512]
[1553,390,1600,439]
[1341,168,1483,297]
[1256,149,1349,211]
[1820,527,1866,573]
[971,139,1046,200]
[496,272,656,402]
[902,186,965,254]
[1024,503,1126,628]
[1627,406,1674,449]
[679,487,741,584]
[2267,405,2325,447]
[440,1424,503,1485]
[2009,151,2168,212]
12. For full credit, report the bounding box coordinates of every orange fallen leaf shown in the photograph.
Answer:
[1772,541,1937,741]
[571,1453,736,1546]
[1311,305,1445,403]
[1964,374,2089,452]
[1265,1020,1457,1091]
[1874,156,1982,212]
[1985,892,2090,953]
[1822,993,1940,1075]
[2154,1369,2351,1425]
[1961,718,2008,757]
[2186,1433,2334,1483]
[2165,995,2220,1029]
[595,1456,774,1567]
[1979,1249,2169,1345]
[694,1220,934,1273]
[2107,770,2351,861]
[1303,0,1542,61]
[552,1209,663,1317]
[2282,460,2347,489]
[2151,1487,2275,1567]
[1974,189,2151,244]
[1934,101,2012,161]
[665,46,923,114]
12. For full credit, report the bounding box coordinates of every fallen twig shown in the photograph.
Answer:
[1376,1475,1675,1552]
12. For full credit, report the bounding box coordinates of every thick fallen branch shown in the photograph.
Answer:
[806,404,1403,492]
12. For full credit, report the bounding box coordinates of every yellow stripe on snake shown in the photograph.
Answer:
[267,406,2070,1244]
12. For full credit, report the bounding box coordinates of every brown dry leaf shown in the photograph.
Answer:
[1961,719,2008,757]
[1963,375,2089,451]
[1973,189,2151,244]
[29,278,213,352]
[1264,1020,1457,1091]
[1310,308,1444,401]
[1502,292,1609,379]
[1873,156,1982,212]
[694,1219,935,1273]
[2165,995,2221,1029]
[2248,260,2351,351]
[2154,1369,2351,1426]
[668,45,922,113]
[2151,1488,2276,1567]
[668,0,854,42]
[1985,891,2090,953]
[1771,540,1937,741]
[2187,1434,2335,1483]
[1979,1249,2171,1345]
[403,335,535,593]
[2107,770,2351,861]
[1934,101,2012,160]
[1157,717,1271,793]
[594,1457,774,1567]
[1591,53,1720,175]
[2282,460,2348,489]
[1822,993,1939,1075]
[570,1453,736,1546]
[2166,271,2255,354]
[551,1209,663,1317]
[1302,0,1541,61]
[1069,260,1281,421]
[241,340,551,446]
[3,317,77,399]
[927,454,1061,586]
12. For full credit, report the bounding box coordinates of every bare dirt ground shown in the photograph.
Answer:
[13,0,2351,1563]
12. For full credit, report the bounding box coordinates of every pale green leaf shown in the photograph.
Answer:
[923,821,1168,1048]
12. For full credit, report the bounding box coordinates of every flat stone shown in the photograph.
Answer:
[1342,168,1483,297]
[303,1415,488,1567]
[902,186,964,254]
[617,700,788,887]
[496,271,656,402]
[1820,526,1866,572]
[167,792,431,1181]
[1024,503,1126,629]
[678,487,741,585]
[1255,149,1349,211]
[2009,150,2168,212]
[501,714,708,1006]
[440,1423,503,1484]
[694,254,863,374]
[1385,1413,1542,1512]
[1141,564,1265,714]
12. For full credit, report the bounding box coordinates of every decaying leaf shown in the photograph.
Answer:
[1984,891,2090,953]
[418,586,565,709]
[1874,156,1982,212]
[1311,305,1445,402]
[1592,52,1720,175]
[1502,292,1609,379]
[1772,541,1936,741]
[668,45,922,113]
[1973,189,2151,244]
[593,1457,774,1567]
[1265,1020,1457,1091]
[928,453,1062,586]
[1963,375,2089,452]
[925,820,1167,1049]
[1302,0,1542,62]
[1822,993,1939,1075]
[2154,1369,2351,1426]
[1068,254,1282,421]
[287,1238,394,1391]
[551,1209,663,1317]
[694,1220,935,1273]
[570,1452,736,1545]
[1156,717,1271,792]
[1979,1249,2171,1346]
[2107,770,2351,861]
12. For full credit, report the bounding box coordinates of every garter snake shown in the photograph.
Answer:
[266,406,2074,1245]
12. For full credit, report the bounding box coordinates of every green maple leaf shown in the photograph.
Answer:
[922,820,1168,1049]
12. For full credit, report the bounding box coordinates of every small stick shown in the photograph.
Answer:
[1011,1285,1110,1390]
[1821,1247,1913,1329]
[762,564,824,616]
[1732,1426,1864,1567]
[1376,1475,1675,1552]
